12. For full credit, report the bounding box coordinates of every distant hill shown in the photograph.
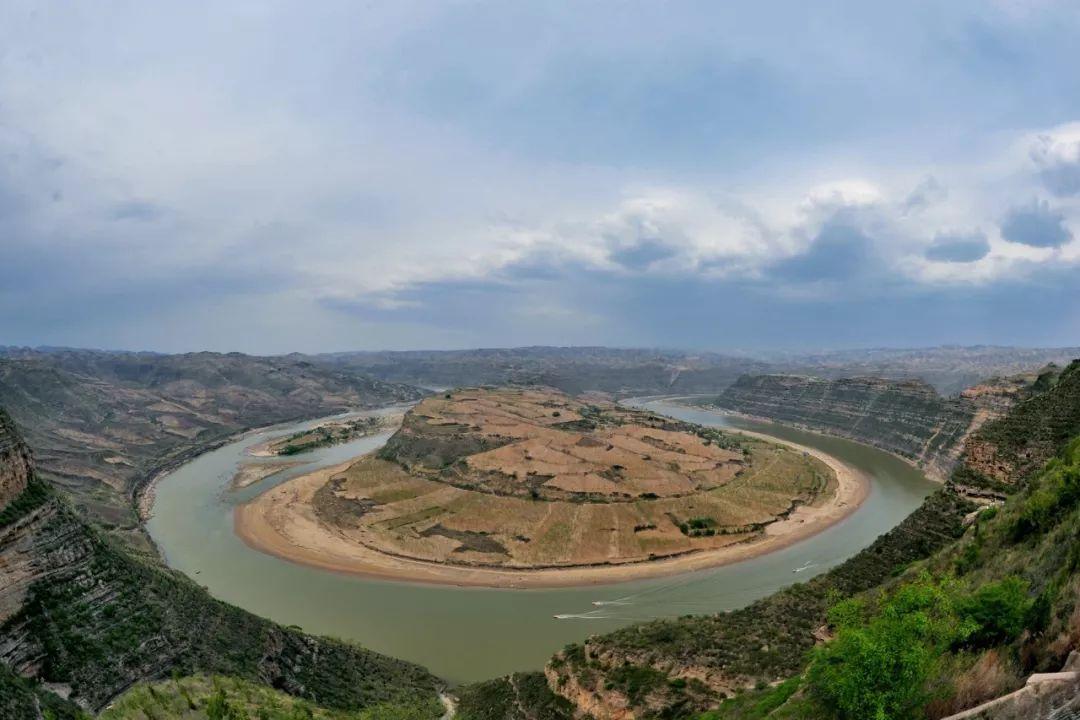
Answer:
[312,345,1080,397]
[0,349,424,551]
[311,347,771,396]
[765,345,1080,395]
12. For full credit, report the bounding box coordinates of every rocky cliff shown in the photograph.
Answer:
[952,362,1079,492]
[709,374,1018,481]
[0,407,440,713]
[0,409,32,512]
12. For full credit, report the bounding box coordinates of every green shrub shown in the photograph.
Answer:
[956,577,1032,648]
[1009,438,1080,541]
[807,576,972,720]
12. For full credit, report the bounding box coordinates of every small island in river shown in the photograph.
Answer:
[248,413,402,457]
[235,388,867,587]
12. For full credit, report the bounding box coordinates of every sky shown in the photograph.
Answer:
[2,1,1080,354]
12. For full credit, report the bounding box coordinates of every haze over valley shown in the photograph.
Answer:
[3,2,1080,719]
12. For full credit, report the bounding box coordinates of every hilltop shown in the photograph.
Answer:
[313,345,1080,397]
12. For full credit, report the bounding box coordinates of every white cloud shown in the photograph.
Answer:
[801,180,883,212]
[1028,122,1080,197]
[2,2,1079,351]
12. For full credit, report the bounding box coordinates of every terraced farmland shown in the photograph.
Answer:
[306,388,836,570]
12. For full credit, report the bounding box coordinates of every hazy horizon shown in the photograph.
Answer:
[4,341,1080,360]
[3,2,1079,353]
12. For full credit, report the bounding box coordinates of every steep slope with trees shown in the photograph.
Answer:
[0,407,441,715]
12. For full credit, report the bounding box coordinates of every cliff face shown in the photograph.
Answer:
[0,409,32,512]
[952,362,1080,492]
[0,407,439,713]
[712,375,987,481]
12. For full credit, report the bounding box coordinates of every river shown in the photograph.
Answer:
[146,399,936,685]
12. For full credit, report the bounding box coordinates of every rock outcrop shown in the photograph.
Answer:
[0,406,440,713]
[0,409,32,512]
[710,374,1018,481]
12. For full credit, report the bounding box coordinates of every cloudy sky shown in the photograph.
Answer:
[2,1,1080,353]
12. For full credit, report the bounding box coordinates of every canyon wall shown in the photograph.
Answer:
[0,406,439,713]
[0,409,32,512]
[710,374,1012,481]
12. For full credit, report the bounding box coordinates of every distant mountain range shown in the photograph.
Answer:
[310,344,1080,396]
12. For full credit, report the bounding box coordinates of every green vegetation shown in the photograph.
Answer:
[0,662,89,720]
[706,423,1080,719]
[275,417,385,456]
[1007,437,1080,541]
[101,675,442,720]
[678,517,718,537]
[691,426,744,452]
[698,678,803,720]
[457,672,573,720]
[805,575,1033,719]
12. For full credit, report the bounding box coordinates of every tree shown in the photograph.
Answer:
[807,576,973,720]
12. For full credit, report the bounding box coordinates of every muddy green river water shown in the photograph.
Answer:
[147,400,936,685]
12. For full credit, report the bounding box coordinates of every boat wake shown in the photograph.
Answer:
[554,613,610,620]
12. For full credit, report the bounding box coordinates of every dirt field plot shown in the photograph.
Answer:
[305,388,836,570]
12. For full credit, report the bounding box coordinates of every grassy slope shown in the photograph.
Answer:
[457,673,574,720]
[704,432,1080,719]
[696,361,1080,719]
[952,362,1080,492]
[101,674,442,720]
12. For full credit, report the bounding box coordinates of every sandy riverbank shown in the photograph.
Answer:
[233,428,870,589]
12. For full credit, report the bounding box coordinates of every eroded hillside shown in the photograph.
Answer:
[0,349,423,551]
[0,409,32,511]
[0,406,441,715]
[706,372,1041,481]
